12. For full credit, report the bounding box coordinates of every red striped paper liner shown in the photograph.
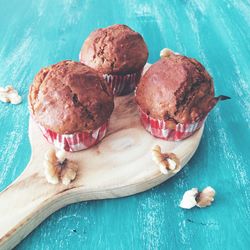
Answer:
[103,70,142,96]
[39,121,109,152]
[139,108,205,141]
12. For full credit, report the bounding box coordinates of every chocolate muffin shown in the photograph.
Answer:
[29,60,114,151]
[136,50,229,141]
[79,24,149,96]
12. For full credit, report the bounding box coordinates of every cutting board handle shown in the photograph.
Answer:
[0,98,204,250]
[0,163,70,250]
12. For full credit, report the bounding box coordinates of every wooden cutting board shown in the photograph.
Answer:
[0,65,204,250]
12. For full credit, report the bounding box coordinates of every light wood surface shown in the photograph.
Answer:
[0,95,203,250]
[0,64,204,249]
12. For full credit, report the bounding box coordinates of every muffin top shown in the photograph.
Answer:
[80,24,148,75]
[136,53,217,124]
[29,60,114,134]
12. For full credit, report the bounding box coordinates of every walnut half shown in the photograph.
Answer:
[0,85,22,104]
[179,186,216,209]
[152,145,180,174]
[44,149,78,185]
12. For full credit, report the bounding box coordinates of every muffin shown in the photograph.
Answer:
[29,60,114,152]
[135,49,229,141]
[79,24,148,96]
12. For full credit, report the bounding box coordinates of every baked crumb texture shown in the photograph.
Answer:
[80,24,148,75]
[29,60,114,134]
[136,49,230,125]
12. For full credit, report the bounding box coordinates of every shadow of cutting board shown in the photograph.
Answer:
[0,65,204,249]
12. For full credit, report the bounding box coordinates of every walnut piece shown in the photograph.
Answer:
[152,145,180,174]
[160,48,180,58]
[160,48,173,58]
[179,188,199,209]
[0,85,22,104]
[44,149,78,185]
[196,186,216,208]
[179,186,216,209]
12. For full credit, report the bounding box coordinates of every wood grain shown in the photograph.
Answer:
[0,93,203,249]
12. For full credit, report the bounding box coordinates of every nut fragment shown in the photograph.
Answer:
[160,48,179,58]
[61,162,78,185]
[152,145,180,174]
[196,186,216,208]
[44,149,78,185]
[56,150,66,163]
[179,188,199,209]
[0,85,22,104]
[179,186,216,209]
[160,48,173,58]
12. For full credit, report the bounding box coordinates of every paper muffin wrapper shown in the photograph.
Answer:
[39,121,109,152]
[139,108,205,141]
[103,70,142,96]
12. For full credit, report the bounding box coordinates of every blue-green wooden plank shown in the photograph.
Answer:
[0,0,249,249]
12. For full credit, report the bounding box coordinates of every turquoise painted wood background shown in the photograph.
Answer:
[0,0,250,249]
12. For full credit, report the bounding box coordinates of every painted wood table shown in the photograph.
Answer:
[0,0,249,249]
